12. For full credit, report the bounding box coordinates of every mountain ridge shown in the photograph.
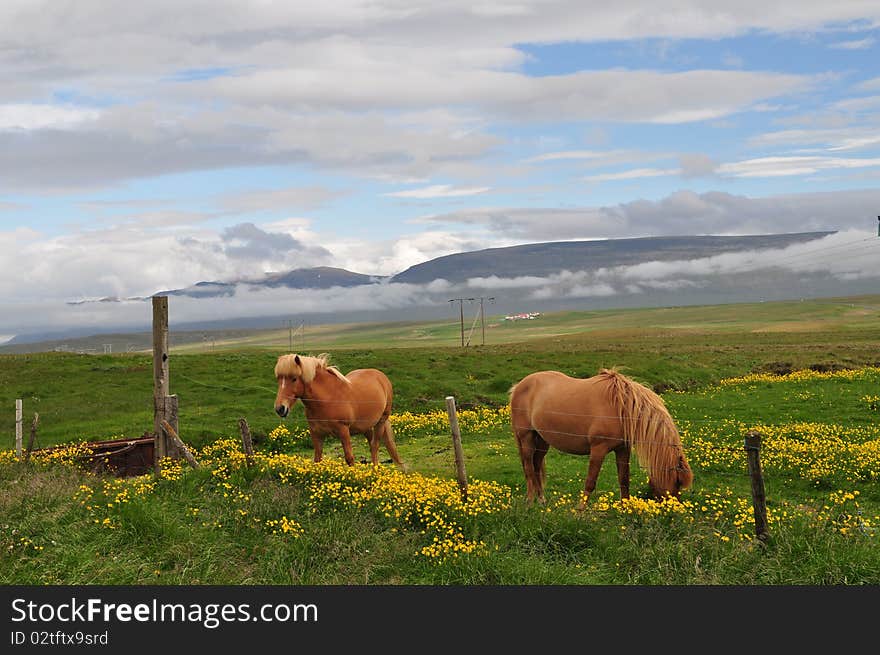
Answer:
[389,232,835,284]
[3,230,848,349]
[155,231,837,297]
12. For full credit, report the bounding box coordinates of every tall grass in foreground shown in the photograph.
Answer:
[2,417,878,584]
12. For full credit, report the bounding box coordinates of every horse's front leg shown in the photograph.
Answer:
[578,442,610,511]
[336,424,356,466]
[310,427,324,463]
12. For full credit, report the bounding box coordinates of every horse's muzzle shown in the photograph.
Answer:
[275,405,289,418]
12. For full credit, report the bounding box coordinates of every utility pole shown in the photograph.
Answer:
[450,296,496,347]
[449,298,465,347]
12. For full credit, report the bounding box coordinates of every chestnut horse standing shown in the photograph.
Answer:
[274,353,404,468]
[509,368,692,508]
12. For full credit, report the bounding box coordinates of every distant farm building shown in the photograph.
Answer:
[503,312,541,321]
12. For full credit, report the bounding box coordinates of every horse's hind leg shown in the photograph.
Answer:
[532,432,550,504]
[366,427,381,467]
[514,427,542,505]
[379,420,405,470]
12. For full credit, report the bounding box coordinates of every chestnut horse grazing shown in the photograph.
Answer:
[509,369,692,509]
[274,353,404,468]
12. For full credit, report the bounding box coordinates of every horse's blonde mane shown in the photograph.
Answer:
[274,353,351,385]
[597,368,692,494]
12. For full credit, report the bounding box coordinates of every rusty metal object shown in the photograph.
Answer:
[35,433,155,477]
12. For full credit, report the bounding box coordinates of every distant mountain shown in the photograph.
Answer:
[6,230,859,352]
[68,233,836,304]
[390,232,835,284]
[156,266,383,299]
[259,266,384,289]
[157,281,236,298]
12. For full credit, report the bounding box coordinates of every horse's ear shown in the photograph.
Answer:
[294,354,301,365]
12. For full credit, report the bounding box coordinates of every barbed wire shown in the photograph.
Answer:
[176,372,276,395]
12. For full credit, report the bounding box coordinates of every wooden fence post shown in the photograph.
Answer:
[165,394,180,460]
[744,430,769,543]
[445,396,468,503]
[152,296,169,473]
[15,399,22,458]
[239,418,254,467]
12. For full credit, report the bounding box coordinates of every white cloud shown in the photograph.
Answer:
[525,150,606,163]
[750,126,880,152]
[328,230,503,277]
[828,135,880,151]
[208,66,812,125]
[584,167,680,182]
[718,155,880,177]
[0,104,100,130]
[466,274,551,289]
[858,76,880,91]
[383,184,491,199]
[829,37,876,50]
[832,95,880,113]
[416,188,880,241]
[526,149,676,171]
[0,221,333,304]
[679,153,719,177]
[3,2,879,60]
[0,105,502,191]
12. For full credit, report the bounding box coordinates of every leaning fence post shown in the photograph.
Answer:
[445,396,468,503]
[161,419,199,470]
[239,418,254,467]
[744,430,769,543]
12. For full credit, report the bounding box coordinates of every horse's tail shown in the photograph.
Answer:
[599,369,693,496]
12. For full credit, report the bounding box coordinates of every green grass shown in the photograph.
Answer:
[4,296,880,450]
[2,295,880,585]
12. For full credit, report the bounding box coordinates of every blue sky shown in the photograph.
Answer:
[1,2,879,337]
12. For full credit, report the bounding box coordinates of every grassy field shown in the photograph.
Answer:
[170,293,880,351]
[1,295,879,584]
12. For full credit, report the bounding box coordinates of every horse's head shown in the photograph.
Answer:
[274,354,307,418]
[648,453,694,500]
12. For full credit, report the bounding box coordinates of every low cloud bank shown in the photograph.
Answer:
[3,230,877,341]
